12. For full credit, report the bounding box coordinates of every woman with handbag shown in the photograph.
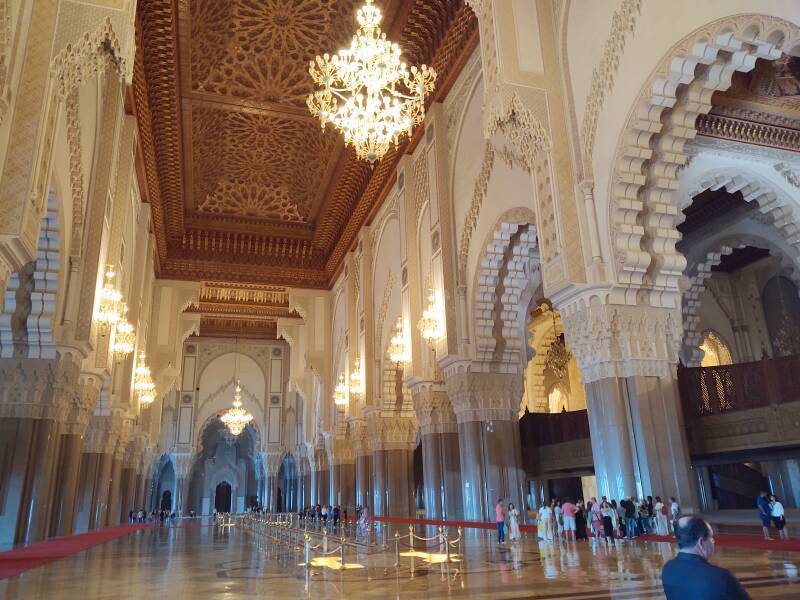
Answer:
[508,502,521,542]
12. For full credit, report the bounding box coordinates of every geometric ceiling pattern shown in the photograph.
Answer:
[133,0,479,290]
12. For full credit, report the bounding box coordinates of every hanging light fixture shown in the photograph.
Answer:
[543,309,571,381]
[418,287,445,345]
[221,380,253,436]
[348,356,364,396]
[388,316,410,365]
[307,0,436,163]
[95,265,122,333]
[333,372,349,406]
[111,304,136,361]
[134,351,155,405]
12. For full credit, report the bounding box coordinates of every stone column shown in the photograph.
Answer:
[411,383,463,520]
[339,462,356,513]
[367,412,417,517]
[331,463,342,505]
[444,369,527,522]
[561,301,697,511]
[92,452,114,529]
[52,432,85,536]
[355,453,372,510]
[319,465,330,506]
[106,453,124,526]
[19,418,61,544]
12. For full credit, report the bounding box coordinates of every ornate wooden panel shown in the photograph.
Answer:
[133,0,478,288]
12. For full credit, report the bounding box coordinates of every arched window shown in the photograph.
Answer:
[547,384,569,413]
[699,330,734,367]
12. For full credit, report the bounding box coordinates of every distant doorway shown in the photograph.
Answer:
[277,488,283,513]
[160,490,172,511]
[215,482,232,513]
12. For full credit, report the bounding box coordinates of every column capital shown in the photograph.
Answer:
[83,413,125,454]
[330,438,356,465]
[0,352,83,422]
[559,297,681,383]
[408,379,457,435]
[365,410,418,452]
[443,366,523,423]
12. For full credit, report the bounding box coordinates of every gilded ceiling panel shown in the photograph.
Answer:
[190,0,355,106]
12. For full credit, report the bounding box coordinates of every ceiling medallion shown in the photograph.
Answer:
[307,0,436,163]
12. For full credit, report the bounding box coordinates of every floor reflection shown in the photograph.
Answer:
[1,522,800,598]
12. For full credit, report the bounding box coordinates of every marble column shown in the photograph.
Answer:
[91,452,114,529]
[372,449,387,516]
[445,371,527,522]
[0,418,62,545]
[319,467,330,505]
[385,449,414,517]
[355,454,372,510]
[51,433,85,537]
[106,455,124,526]
[562,302,697,511]
[331,463,342,506]
[421,430,463,520]
[584,377,637,501]
[118,467,136,523]
[339,462,356,512]
[73,452,100,533]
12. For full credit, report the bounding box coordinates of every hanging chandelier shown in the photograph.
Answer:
[221,381,253,436]
[95,266,122,333]
[418,287,445,344]
[134,352,156,405]
[307,0,436,163]
[334,372,349,406]
[388,316,410,365]
[544,334,571,381]
[348,356,364,396]
[111,304,136,361]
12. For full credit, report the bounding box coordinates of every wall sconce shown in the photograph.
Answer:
[95,265,122,333]
[388,316,410,365]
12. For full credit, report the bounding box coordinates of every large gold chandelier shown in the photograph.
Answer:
[134,352,156,405]
[95,266,123,333]
[221,381,253,436]
[307,0,436,162]
[111,304,136,361]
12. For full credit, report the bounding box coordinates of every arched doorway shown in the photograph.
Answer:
[276,488,283,513]
[215,482,232,513]
[160,490,172,512]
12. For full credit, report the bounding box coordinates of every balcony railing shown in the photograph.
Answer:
[519,409,590,446]
[678,354,800,418]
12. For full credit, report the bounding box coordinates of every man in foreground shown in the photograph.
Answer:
[662,516,751,599]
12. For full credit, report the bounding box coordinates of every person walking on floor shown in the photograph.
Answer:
[495,498,506,544]
[508,502,521,542]
[662,516,751,600]
[669,497,681,537]
[554,500,563,540]
[589,498,603,541]
[561,498,577,541]
[654,496,669,536]
[770,494,788,540]
[539,502,553,542]
[757,491,772,540]
[575,500,588,541]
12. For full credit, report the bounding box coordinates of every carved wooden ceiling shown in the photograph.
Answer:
[697,56,800,151]
[133,0,478,294]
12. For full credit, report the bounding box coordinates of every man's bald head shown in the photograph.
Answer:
[675,516,714,557]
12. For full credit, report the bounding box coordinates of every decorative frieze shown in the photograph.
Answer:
[559,300,682,383]
[409,381,457,435]
[443,366,524,423]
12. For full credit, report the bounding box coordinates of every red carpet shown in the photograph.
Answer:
[0,524,147,580]
[375,516,800,552]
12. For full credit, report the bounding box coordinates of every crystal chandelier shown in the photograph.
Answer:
[388,316,410,365]
[544,334,571,381]
[333,372,349,406]
[221,381,253,436]
[111,304,136,361]
[95,266,122,333]
[307,0,436,162]
[134,352,156,405]
[348,356,364,396]
[418,288,445,344]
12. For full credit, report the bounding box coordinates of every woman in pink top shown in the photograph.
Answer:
[496,498,506,544]
[589,497,604,540]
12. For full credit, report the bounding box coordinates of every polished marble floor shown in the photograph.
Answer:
[2,520,800,599]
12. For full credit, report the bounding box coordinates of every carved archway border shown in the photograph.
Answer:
[609,15,800,304]
[472,208,540,370]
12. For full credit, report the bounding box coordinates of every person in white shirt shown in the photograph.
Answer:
[669,497,680,537]
[770,494,789,540]
[538,503,553,542]
[654,496,669,536]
